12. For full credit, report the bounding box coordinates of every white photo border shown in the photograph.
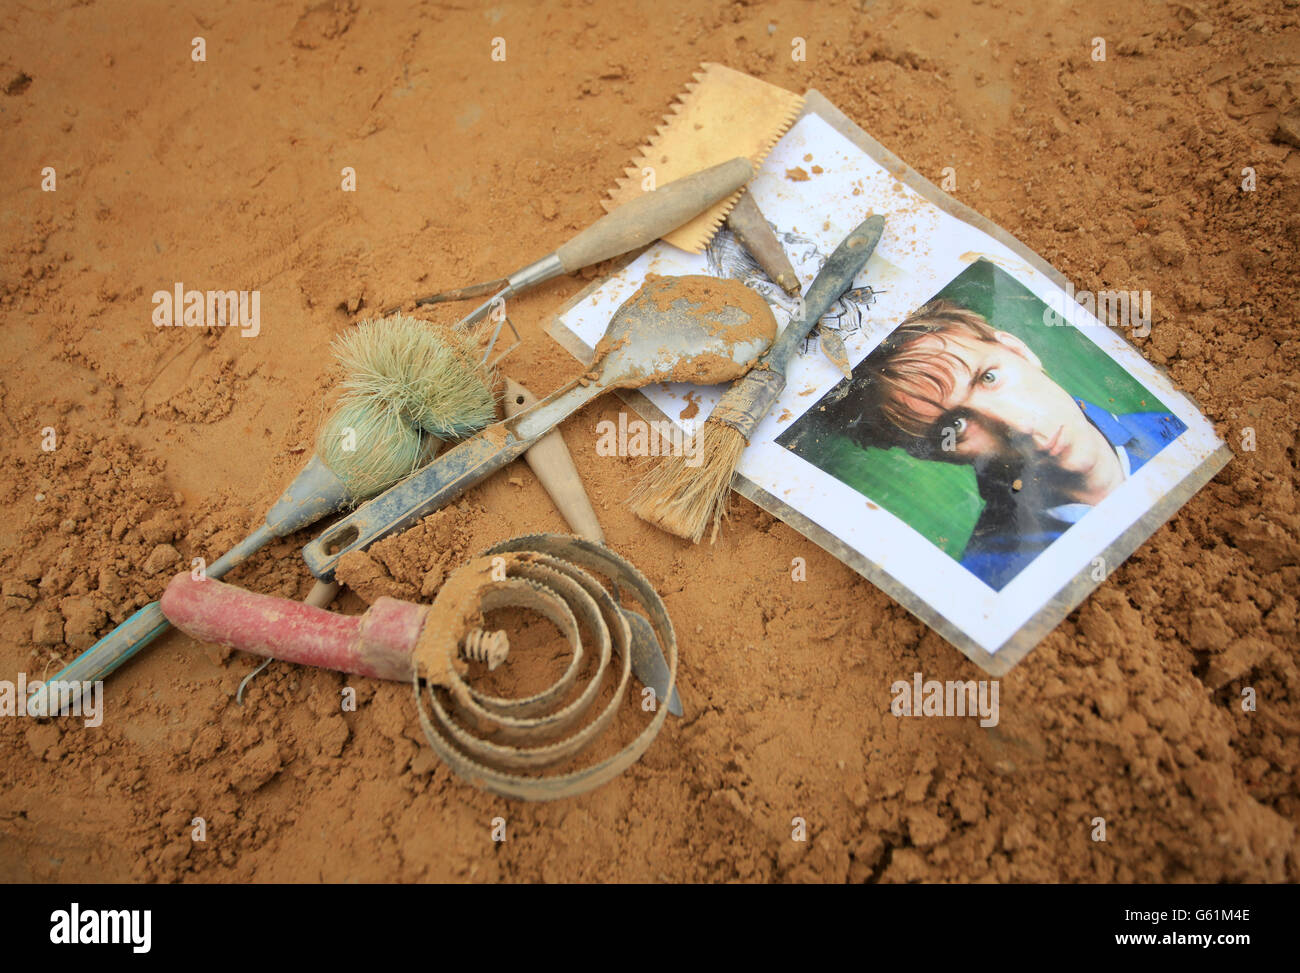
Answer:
[547,93,1231,673]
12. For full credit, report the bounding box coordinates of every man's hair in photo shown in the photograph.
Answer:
[856,299,1000,456]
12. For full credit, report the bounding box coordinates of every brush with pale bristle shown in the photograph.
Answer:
[628,216,886,543]
[242,313,498,699]
[318,395,426,500]
[628,422,748,542]
[331,313,497,442]
[318,313,497,499]
[41,313,500,707]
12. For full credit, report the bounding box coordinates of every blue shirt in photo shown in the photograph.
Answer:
[959,401,1187,591]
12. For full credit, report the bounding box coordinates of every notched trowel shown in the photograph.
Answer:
[602,62,804,257]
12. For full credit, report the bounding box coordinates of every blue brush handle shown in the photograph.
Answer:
[67,601,170,680]
[28,455,355,710]
[766,214,886,374]
[28,523,277,712]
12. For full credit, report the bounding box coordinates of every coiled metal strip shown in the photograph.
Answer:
[412,533,677,801]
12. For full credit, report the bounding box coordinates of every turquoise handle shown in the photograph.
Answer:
[31,522,277,708]
[53,601,169,682]
[27,602,169,715]
[32,456,355,707]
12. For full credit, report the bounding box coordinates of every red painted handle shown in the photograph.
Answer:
[160,573,426,681]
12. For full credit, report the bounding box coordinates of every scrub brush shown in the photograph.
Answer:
[30,314,496,714]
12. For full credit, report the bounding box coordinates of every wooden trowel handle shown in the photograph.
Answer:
[504,378,605,543]
[556,157,753,272]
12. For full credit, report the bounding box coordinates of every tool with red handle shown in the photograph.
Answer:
[161,573,427,681]
[160,534,679,801]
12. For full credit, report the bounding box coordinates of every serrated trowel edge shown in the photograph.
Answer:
[601,63,804,253]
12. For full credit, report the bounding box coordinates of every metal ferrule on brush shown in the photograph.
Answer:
[456,254,565,331]
[507,253,565,293]
[709,367,787,442]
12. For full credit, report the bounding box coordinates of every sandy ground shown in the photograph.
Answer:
[0,0,1297,882]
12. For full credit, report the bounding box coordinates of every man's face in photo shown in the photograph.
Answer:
[890,330,1109,483]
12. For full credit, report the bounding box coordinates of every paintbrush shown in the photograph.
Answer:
[28,315,497,715]
[627,214,886,542]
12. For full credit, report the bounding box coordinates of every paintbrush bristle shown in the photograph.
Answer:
[332,313,496,440]
[625,422,747,543]
[318,313,497,500]
[318,395,427,500]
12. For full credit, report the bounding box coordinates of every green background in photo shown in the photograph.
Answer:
[778,258,1171,559]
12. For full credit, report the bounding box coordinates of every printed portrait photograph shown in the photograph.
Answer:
[777,258,1187,592]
